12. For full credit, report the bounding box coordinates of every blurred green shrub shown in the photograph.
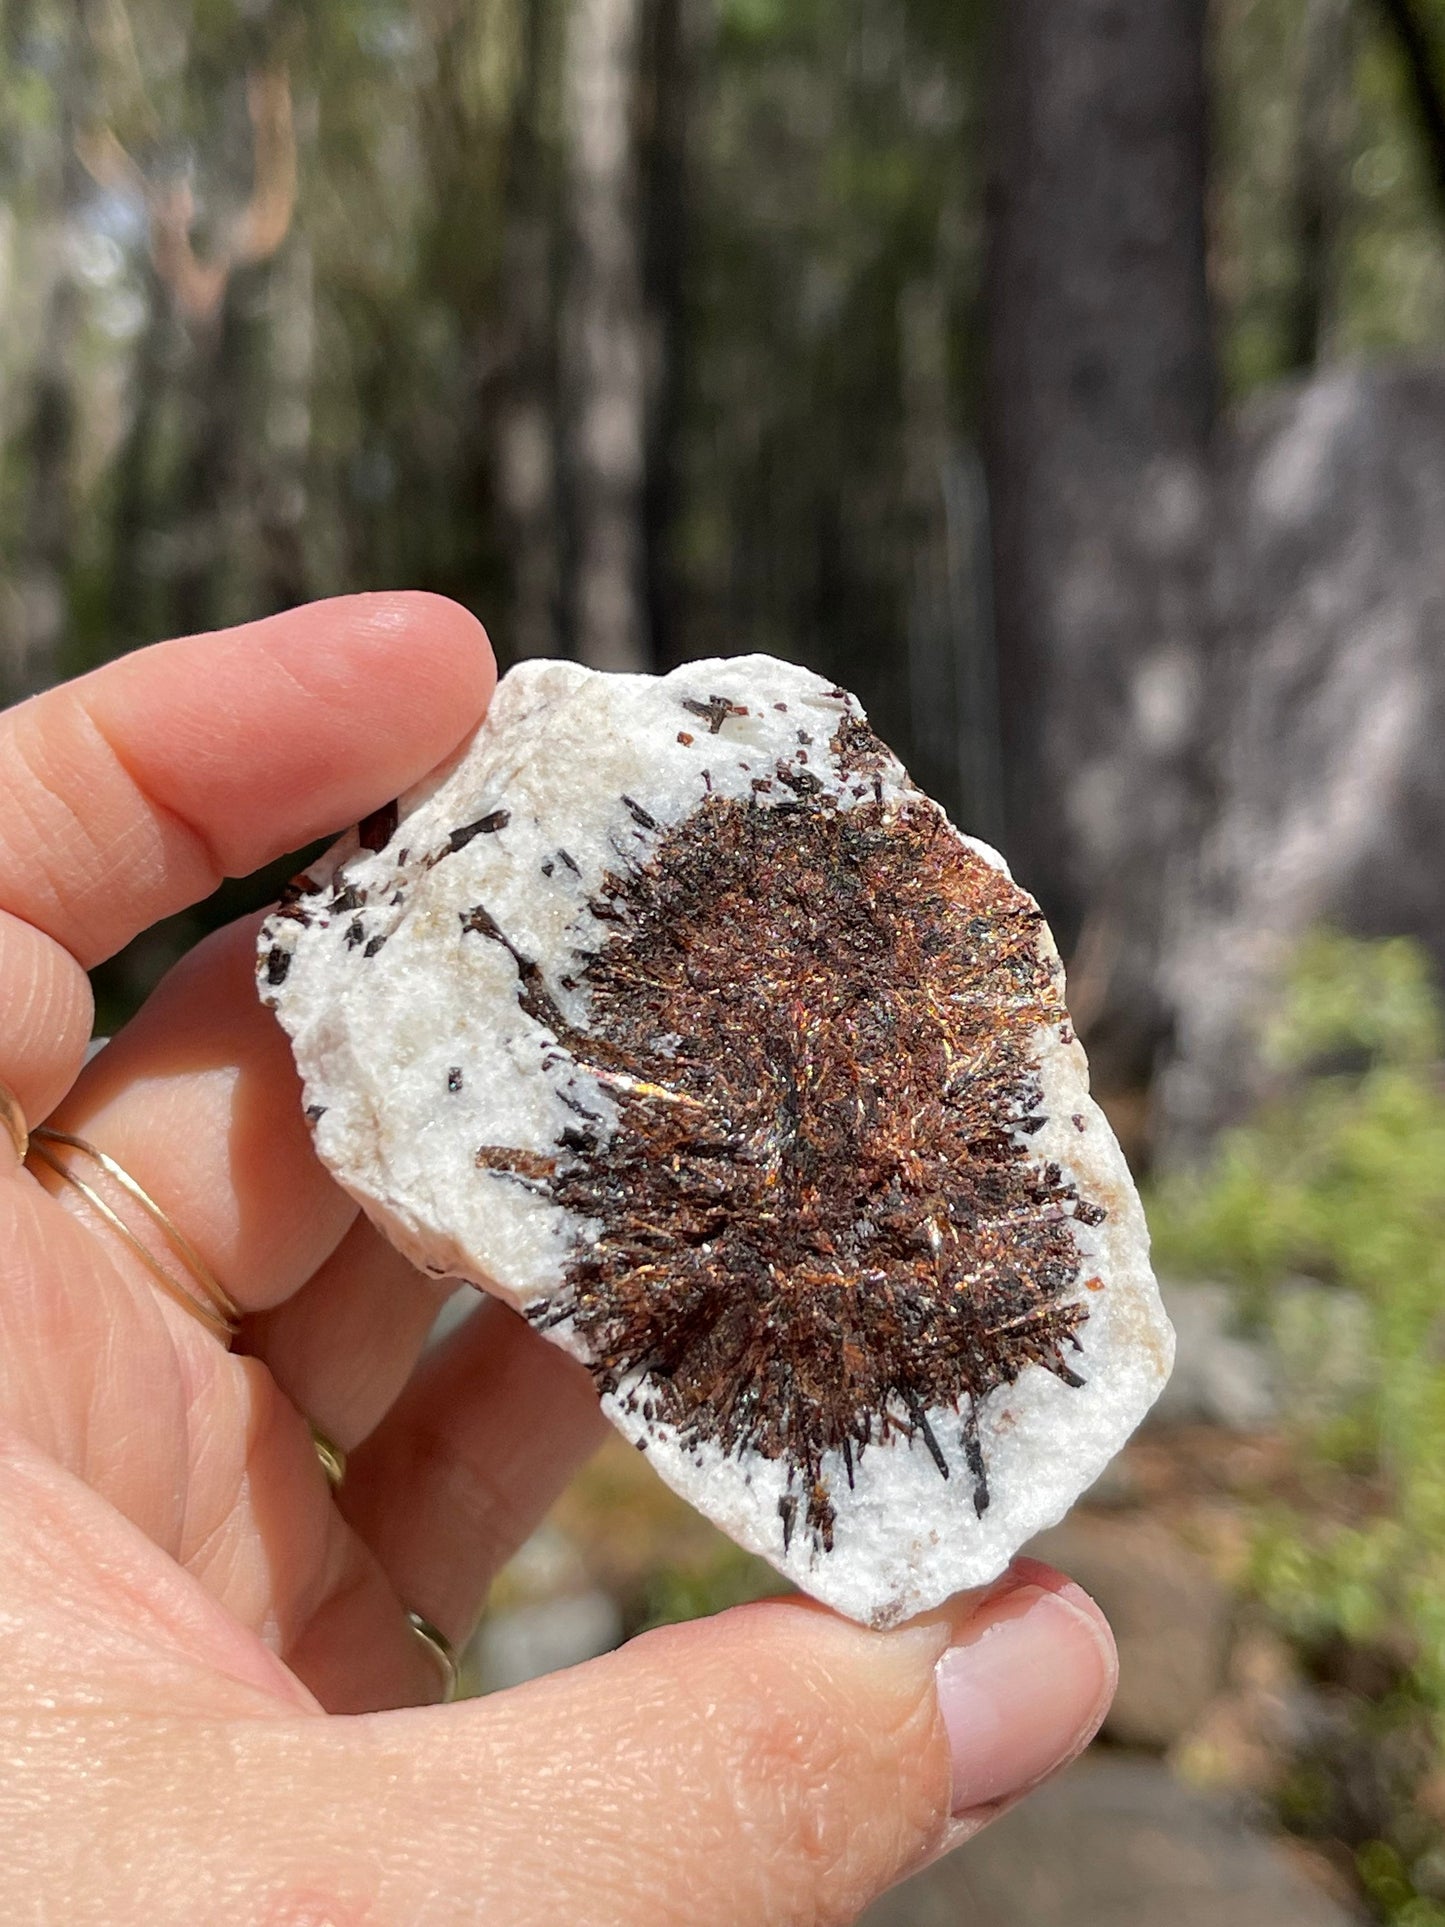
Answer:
[1148,932,1445,1925]
[637,1538,780,1632]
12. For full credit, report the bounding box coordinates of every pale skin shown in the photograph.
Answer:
[0,594,1118,1926]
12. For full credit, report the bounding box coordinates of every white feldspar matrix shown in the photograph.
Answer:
[260,656,1174,1627]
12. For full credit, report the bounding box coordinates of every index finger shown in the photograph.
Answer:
[0,593,494,970]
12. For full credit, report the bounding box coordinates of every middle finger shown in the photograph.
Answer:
[244,1212,457,1454]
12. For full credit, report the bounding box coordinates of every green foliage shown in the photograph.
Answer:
[1213,0,1445,398]
[637,1538,779,1631]
[1359,1841,1445,1927]
[1151,933,1445,1684]
[1148,933,1445,1921]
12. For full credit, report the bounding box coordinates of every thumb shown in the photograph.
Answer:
[127,1562,1115,1924]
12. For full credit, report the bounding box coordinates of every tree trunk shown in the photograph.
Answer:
[1373,0,1445,220]
[107,273,170,654]
[902,280,1006,849]
[6,250,81,702]
[639,0,707,671]
[494,0,563,664]
[169,286,253,641]
[1,0,88,704]
[983,0,1216,1101]
[1282,0,1355,375]
[256,235,314,615]
[561,0,650,672]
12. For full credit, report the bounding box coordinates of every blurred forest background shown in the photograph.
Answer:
[4,0,1445,1921]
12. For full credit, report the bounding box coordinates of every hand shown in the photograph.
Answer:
[0,595,1117,1925]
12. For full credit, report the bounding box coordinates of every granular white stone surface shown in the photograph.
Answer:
[260,656,1174,1627]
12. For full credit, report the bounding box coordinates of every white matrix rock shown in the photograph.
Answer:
[259,656,1174,1627]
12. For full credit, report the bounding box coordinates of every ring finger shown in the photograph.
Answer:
[48,914,359,1317]
[317,1297,609,1696]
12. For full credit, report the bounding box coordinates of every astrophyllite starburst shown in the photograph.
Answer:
[259,657,1173,1627]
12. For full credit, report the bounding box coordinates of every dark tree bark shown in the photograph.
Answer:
[1,0,89,705]
[107,273,170,653]
[561,0,651,672]
[169,285,256,640]
[1283,0,1355,374]
[639,0,707,671]
[1373,0,1445,219]
[493,0,564,664]
[8,263,81,700]
[256,235,314,615]
[902,281,1006,850]
[983,0,1217,1102]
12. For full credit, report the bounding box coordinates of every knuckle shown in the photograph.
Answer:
[0,713,85,923]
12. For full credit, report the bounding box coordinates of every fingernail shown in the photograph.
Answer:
[934,1580,1116,1816]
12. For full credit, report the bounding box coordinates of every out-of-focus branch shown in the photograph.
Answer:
[1372,0,1445,219]
[78,64,297,324]
[145,181,227,323]
[92,0,161,144]
[231,67,297,268]
[74,123,146,199]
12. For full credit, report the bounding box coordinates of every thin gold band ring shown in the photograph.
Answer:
[406,1611,461,1702]
[15,1104,341,1480]
[8,1078,456,1696]
[25,1126,243,1344]
[18,1118,346,1492]
[0,1080,28,1163]
[309,1422,348,1488]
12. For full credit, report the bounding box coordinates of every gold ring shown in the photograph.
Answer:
[309,1422,347,1488]
[21,1118,357,1499]
[0,1080,27,1163]
[24,1127,241,1345]
[406,1610,460,1702]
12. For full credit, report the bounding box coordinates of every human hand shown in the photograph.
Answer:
[0,595,1117,1924]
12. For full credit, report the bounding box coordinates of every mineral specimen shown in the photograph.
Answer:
[259,656,1174,1627]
